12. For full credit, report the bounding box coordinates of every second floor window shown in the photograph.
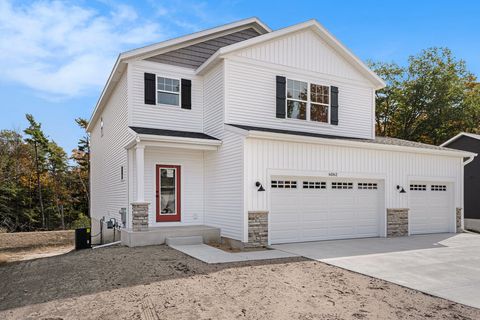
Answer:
[287,79,330,123]
[157,77,180,106]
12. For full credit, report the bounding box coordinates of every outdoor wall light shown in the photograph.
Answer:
[396,185,406,193]
[255,181,265,192]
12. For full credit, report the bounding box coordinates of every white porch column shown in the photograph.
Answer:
[131,144,149,231]
[135,144,145,202]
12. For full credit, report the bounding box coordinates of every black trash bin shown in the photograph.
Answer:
[75,227,91,250]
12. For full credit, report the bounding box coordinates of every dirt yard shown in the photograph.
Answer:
[0,230,74,264]
[1,244,479,320]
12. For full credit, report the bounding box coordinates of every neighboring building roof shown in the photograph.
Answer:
[441,132,480,147]
[227,124,472,156]
[196,19,386,90]
[129,126,219,140]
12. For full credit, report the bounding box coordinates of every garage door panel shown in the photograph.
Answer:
[410,182,452,235]
[270,178,383,244]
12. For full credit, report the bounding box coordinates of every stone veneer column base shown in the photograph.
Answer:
[246,211,269,248]
[132,202,149,231]
[456,207,463,233]
[387,208,409,237]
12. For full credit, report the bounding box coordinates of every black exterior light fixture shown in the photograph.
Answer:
[256,181,265,192]
[396,185,406,193]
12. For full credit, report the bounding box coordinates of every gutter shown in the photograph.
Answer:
[464,155,476,166]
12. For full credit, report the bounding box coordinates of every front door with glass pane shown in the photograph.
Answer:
[156,165,181,222]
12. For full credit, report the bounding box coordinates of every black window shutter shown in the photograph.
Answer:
[331,86,339,125]
[181,79,192,109]
[144,73,156,105]
[276,76,286,118]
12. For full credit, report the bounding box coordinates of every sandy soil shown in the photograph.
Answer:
[0,245,479,320]
[0,230,75,265]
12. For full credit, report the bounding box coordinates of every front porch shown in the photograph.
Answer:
[123,127,222,247]
[121,225,221,247]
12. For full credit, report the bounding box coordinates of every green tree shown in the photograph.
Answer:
[370,47,480,144]
[72,118,90,217]
[47,141,69,229]
[24,114,49,229]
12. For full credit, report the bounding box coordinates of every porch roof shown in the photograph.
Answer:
[130,126,219,140]
[126,127,222,151]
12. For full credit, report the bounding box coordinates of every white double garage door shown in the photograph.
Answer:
[270,177,454,244]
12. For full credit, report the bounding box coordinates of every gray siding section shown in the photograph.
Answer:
[146,28,260,69]
[444,136,480,219]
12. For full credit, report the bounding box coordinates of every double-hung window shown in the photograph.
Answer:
[157,77,180,106]
[286,79,330,123]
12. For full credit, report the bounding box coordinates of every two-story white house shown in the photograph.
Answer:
[87,18,475,247]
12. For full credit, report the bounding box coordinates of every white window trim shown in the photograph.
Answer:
[285,78,331,124]
[156,75,181,107]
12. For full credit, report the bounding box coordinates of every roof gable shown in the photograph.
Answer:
[233,28,366,82]
[87,17,270,131]
[197,20,385,89]
[441,132,480,147]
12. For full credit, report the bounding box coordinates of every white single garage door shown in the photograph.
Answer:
[409,182,453,234]
[270,178,383,244]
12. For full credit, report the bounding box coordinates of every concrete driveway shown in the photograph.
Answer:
[272,233,480,308]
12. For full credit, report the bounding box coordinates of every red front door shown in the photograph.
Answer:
[156,165,181,222]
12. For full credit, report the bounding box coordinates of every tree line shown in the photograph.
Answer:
[0,116,89,232]
[0,47,478,232]
[370,47,479,144]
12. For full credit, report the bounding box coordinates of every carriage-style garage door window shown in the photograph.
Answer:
[156,165,181,222]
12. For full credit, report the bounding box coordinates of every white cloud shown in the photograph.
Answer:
[0,0,165,99]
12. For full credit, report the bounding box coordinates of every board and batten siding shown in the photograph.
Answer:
[204,131,245,240]
[244,137,463,239]
[90,70,130,236]
[224,57,375,139]
[235,29,367,82]
[131,147,205,227]
[203,62,224,138]
[129,60,204,132]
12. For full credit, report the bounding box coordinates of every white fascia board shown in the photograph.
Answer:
[124,133,222,150]
[196,19,386,89]
[440,132,480,146]
[121,17,271,62]
[245,130,477,158]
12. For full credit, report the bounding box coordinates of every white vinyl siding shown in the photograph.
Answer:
[90,70,130,236]
[130,60,203,132]
[244,138,462,241]
[224,58,374,139]
[203,62,224,138]
[204,131,245,240]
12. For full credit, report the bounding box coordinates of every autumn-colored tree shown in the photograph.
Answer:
[370,48,480,144]
[24,114,49,229]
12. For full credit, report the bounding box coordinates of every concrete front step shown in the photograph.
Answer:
[121,225,220,247]
[166,235,203,246]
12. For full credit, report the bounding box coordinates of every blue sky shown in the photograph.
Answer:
[1,0,479,152]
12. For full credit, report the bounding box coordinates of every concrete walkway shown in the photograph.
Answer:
[170,244,298,264]
[273,233,480,309]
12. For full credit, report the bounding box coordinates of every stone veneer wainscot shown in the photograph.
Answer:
[387,208,409,237]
